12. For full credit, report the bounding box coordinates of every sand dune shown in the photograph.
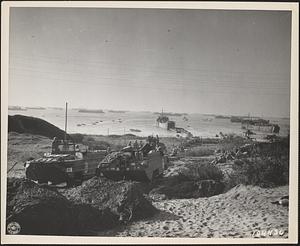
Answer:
[97,185,288,238]
[6,132,289,238]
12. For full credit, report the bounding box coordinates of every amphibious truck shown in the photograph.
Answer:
[96,137,169,182]
[25,139,107,187]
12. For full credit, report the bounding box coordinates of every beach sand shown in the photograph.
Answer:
[6,132,289,238]
[97,185,288,238]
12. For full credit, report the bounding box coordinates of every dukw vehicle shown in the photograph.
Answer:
[24,103,107,187]
[25,139,107,186]
[96,136,169,182]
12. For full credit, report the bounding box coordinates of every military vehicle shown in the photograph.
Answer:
[25,139,107,187]
[96,137,169,182]
[24,102,107,187]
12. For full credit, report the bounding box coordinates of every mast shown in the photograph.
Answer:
[64,102,68,141]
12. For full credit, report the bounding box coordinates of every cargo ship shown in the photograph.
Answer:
[8,106,27,111]
[78,109,104,113]
[156,110,175,130]
[215,115,230,119]
[230,116,245,123]
[154,112,184,117]
[26,107,46,110]
[241,118,280,134]
[108,110,127,113]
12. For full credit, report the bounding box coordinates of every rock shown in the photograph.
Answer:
[279,199,289,207]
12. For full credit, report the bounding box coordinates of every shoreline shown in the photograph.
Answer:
[7,112,290,139]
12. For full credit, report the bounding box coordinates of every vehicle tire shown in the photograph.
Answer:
[37,178,47,185]
[66,178,75,187]
[151,169,160,181]
[74,172,83,186]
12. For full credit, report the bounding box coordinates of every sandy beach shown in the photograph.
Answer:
[6,131,289,238]
[98,185,288,238]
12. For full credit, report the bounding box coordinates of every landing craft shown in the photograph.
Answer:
[241,118,280,134]
[156,109,176,130]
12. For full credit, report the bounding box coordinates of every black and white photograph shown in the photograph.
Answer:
[1,1,298,244]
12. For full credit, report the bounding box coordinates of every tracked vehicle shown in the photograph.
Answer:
[96,138,169,182]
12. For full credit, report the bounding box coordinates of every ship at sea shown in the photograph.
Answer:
[8,106,27,111]
[241,117,280,134]
[156,110,175,130]
[78,109,104,114]
[156,109,193,138]
[108,110,127,113]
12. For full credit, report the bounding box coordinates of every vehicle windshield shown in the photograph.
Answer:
[52,140,76,154]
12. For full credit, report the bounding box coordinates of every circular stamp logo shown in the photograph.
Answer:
[7,221,21,235]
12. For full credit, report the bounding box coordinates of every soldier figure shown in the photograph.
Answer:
[133,140,139,150]
[52,137,60,153]
[139,140,144,149]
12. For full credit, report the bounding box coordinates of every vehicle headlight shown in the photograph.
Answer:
[66,167,73,173]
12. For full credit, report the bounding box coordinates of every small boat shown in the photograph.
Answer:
[202,118,213,122]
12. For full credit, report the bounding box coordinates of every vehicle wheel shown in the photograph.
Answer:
[75,178,83,186]
[151,169,160,181]
[74,173,83,186]
[95,168,101,177]
[66,179,75,187]
[37,178,47,184]
[119,207,133,224]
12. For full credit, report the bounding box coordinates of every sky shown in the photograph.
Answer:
[8,8,291,117]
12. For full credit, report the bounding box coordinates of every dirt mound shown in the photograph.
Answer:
[8,115,69,140]
[62,177,157,222]
[150,174,224,199]
[218,184,289,209]
[6,178,118,235]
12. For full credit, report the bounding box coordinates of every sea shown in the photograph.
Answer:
[8,108,290,138]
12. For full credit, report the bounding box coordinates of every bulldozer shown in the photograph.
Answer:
[96,137,169,182]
